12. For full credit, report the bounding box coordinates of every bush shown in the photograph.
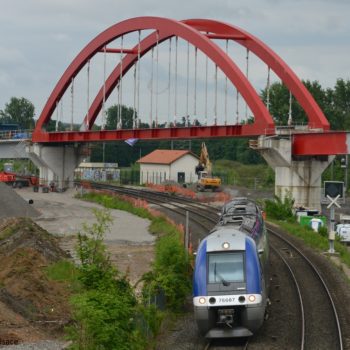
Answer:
[81,192,192,312]
[67,209,145,350]
[142,233,191,312]
[69,193,193,348]
[68,287,143,350]
[137,304,164,338]
[265,193,294,220]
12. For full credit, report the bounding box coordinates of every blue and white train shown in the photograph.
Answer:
[193,198,269,338]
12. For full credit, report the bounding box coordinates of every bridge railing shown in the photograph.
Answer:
[0,130,32,140]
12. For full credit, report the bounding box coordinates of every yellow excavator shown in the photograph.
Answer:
[195,142,221,191]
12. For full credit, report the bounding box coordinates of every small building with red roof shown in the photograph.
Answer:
[137,149,198,184]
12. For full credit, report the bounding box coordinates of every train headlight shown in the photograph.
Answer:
[199,297,206,305]
[248,295,256,302]
[222,242,230,249]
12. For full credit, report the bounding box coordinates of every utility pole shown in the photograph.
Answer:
[345,154,348,192]
[331,159,334,180]
[185,211,189,254]
[327,195,340,254]
[102,142,105,163]
[341,155,348,193]
[324,181,344,254]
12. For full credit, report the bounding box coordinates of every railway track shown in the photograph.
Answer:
[269,228,343,350]
[82,182,345,349]
[85,182,219,235]
[204,338,249,350]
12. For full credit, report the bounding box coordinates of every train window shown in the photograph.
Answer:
[208,253,245,284]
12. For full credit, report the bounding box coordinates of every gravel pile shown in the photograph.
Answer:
[0,183,39,218]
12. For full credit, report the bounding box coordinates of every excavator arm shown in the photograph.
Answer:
[199,142,212,175]
[196,142,221,191]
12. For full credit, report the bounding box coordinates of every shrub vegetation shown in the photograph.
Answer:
[66,209,145,350]
[264,194,350,271]
[55,193,192,349]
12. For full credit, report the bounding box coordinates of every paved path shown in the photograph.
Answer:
[16,187,154,244]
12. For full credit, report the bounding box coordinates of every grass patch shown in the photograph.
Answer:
[46,260,77,282]
[79,192,153,220]
[269,219,350,269]
[79,192,183,238]
[214,160,274,188]
[0,226,16,240]
[45,260,82,292]
[149,216,181,236]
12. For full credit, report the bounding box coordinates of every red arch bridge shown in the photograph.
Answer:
[21,17,350,209]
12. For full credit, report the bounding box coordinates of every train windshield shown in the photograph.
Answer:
[208,252,245,284]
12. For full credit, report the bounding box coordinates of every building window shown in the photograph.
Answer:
[177,172,185,183]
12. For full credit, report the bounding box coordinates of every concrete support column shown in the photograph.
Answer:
[27,143,85,190]
[255,136,333,211]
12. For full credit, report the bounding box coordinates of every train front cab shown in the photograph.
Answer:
[193,233,267,338]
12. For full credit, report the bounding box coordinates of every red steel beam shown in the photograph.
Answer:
[205,33,246,40]
[293,132,350,155]
[32,124,275,143]
[99,48,137,54]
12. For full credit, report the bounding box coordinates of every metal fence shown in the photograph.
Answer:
[0,129,32,140]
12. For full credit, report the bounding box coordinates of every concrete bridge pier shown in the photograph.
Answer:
[253,136,333,212]
[27,143,85,190]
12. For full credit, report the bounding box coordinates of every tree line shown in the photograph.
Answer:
[0,97,35,129]
[1,78,349,166]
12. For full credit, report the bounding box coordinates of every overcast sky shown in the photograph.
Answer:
[0,0,349,124]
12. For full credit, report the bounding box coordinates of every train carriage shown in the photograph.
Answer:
[193,198,269,338]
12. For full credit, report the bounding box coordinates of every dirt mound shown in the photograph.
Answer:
[0,218,67,261]
[0,218,72,343]
[0,183,39,218]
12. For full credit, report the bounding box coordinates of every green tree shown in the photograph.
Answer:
[260,82,305,125]
[325,79,350,130]
[259,79,350,131]
[105,104,142,130]
[68,209,144,350]
[0,97,35,129]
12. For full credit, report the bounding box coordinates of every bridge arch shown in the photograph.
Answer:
[35,16,275,135]
[34,16,329,141]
